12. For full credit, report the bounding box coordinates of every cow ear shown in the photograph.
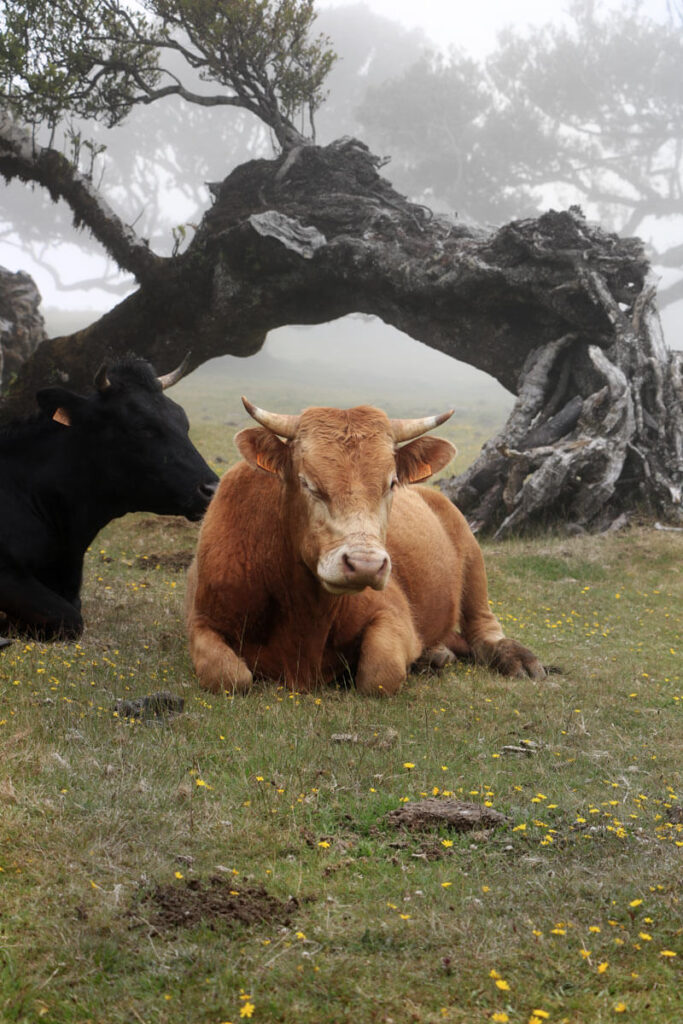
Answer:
[36,387,87,427]
[395,436,457,484]
[235,427,289,476]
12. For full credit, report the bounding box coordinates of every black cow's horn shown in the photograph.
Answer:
[389,410,454,443]
[158,352,191,391]
[242,397,300,438]
[94,364,111,392]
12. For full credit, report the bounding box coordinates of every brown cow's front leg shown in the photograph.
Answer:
[188,621,254,693]
[460,543,545,681]
[355,610,422,697]
[185,560,254,694]
[473,637,546,680]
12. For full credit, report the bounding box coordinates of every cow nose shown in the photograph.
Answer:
[342,549,389,587]
[198,481,218,503]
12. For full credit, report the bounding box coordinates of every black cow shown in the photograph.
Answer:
[0,356,218,640]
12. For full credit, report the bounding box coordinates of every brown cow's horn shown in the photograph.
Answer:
[242,396,300,438]
[158,352,191,391]
[94,363,111,392]
[390,409,454,443]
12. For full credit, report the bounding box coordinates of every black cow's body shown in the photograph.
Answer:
[0,357,217,640]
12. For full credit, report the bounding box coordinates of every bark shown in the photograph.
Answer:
[1,134,680,532]
[0,266,47,390]
[440,272,682,534]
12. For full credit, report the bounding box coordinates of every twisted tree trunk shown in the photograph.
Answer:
[440,268,683,534]
[1,136,680,531]
[0,266,47,391]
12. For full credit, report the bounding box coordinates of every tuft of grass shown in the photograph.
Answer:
[1,374,681,1023]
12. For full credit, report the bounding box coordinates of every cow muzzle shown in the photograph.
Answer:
[317,542,392,594]
[186,479,218,521]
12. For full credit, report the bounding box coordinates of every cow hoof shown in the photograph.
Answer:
[197,664,253,695]
[417,643,456,670]
[221,666,254,695]
[490,639,546,680]
[356,671,404,697]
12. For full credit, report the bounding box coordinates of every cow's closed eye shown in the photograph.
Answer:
[299,475,327,501]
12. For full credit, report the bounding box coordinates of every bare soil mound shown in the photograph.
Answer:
[130,877,298,934]
[387,798,509,832]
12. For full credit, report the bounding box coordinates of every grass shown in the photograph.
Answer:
[1,371,681,1024]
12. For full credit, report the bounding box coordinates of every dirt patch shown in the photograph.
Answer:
[330,727,399,750]
[137,516,196,532]
[130,877,299,934]
[387,798,509,832]
[135,551,194,572]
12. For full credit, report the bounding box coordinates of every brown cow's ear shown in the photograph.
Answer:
[235,427,289,476]
[395,436,457,484]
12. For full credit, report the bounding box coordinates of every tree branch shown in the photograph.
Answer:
[0,111,164,284]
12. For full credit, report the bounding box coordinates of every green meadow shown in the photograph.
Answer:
[1,362,680,1024]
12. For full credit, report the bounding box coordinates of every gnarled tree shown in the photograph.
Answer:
[0,0,681,533]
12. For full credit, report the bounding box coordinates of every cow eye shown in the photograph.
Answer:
[389,476,399,491]
[299,475,324,500]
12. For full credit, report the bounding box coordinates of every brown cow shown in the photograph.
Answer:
[186,400,545,695]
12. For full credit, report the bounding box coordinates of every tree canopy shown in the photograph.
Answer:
[0,0,335,148]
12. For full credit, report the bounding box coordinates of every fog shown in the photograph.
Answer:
[43,306,514,415]
[3,0,682,395]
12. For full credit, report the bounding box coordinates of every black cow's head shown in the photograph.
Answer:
[36,356,218,521]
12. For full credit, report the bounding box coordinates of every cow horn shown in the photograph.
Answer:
[94,363,111,392]
[242,396,300,438]
[390,409,454,443]
[158,352,191,391]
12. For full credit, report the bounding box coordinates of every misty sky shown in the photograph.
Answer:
[317,0,673,54]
